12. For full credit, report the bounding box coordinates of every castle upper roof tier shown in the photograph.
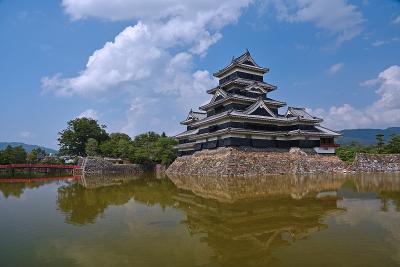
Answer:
[199,89,286,111]
[207,80,277,95]
[213,50,269,78]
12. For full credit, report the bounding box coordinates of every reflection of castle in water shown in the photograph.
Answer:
[168,174,348,202]
[175,192,341,266]
[167,175,348,265]
[54,173,400,266]
[56,174,344,265]
[169,174,400,265]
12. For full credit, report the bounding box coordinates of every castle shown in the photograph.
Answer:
[175,50,340,156]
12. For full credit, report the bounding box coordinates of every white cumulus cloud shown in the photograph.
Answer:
[310,65,400,130]
[43,0,251,135]
[62,0,251,23]
[44,0,367,135]
[266,0,364,45]
[77,109,100,120]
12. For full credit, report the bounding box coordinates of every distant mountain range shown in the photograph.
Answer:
[0,142,58,155]
[338,127,400,145]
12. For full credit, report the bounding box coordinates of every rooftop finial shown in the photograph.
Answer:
[245,48,250,54]
[231,56,235,62]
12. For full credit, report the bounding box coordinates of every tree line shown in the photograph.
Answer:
[58,117,178,166]
[337,133,400,163]
[0,146,60,165]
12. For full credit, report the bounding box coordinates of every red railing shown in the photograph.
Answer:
[0,164,80,169]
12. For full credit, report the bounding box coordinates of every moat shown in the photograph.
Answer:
[1,173,400,267]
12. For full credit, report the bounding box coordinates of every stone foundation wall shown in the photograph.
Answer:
[155,164,167,179]
[352,153,400,172]
[82,157,146,175]
[166,147,347,177]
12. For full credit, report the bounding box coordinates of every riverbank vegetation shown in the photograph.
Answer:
[0,146,62,165]
[58,118,178,166]
[337,134,400,163]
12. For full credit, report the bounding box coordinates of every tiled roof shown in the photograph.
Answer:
[199,93,286,111]
[207,79,277,94]
[175,129,199,138]
[315,125,341,136]
[286,107,321,120]
[189,110,322,127]
[213,50,268,77]
[190,111,207,120]
[180,110,207,124]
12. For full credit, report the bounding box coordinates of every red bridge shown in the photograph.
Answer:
[0,164,80,169]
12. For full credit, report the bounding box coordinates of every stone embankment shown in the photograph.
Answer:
[166,147,347,177]
[77,157,146,175]
[352,153,400,172]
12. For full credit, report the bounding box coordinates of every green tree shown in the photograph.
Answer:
[100,133,132,158]
[13,146,28,163]
[0,145,27,164]
[376,133,385,153]
[336,142,377,163]
[85,138,99,156]
[127,132,177,166]
[0,150,5,165]
[130,132,161,164]
[27,148,47,163]
[154,137,178,165]
[58,118,109,156]
[386,134,400,154]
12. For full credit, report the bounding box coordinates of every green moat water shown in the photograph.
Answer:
[1,173,400,267]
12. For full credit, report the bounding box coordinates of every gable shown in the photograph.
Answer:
[243,60,255,66]
[209,89,228,103]
[236,50,261,68]
[250,106,273,116]
[244,99,276,117]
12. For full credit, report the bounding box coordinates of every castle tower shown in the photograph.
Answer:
[175,50,340,156]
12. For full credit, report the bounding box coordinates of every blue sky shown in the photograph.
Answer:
[1,0,399,149]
